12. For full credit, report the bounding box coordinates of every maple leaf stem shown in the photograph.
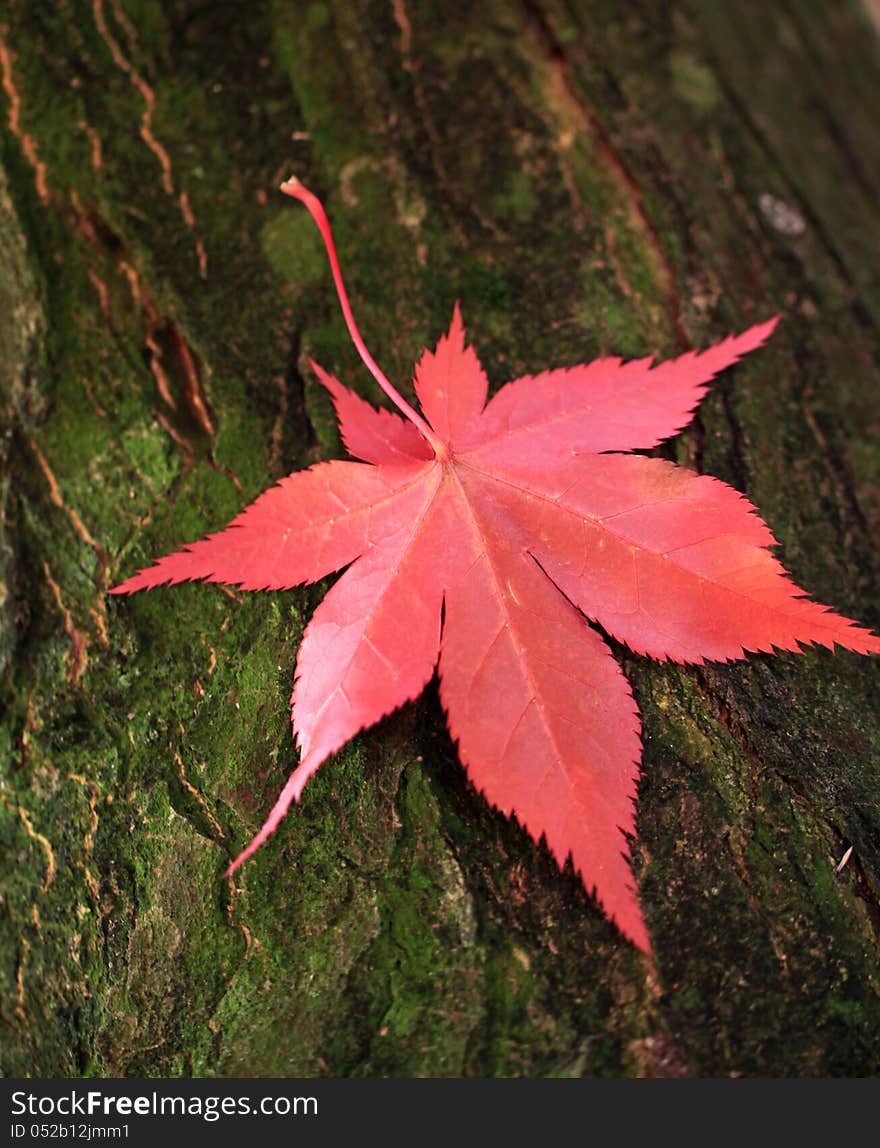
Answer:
[281,177,448,460]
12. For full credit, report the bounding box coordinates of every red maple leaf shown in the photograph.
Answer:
[113,179,880,952]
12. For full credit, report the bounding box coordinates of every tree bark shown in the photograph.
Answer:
[1,0,879,1077]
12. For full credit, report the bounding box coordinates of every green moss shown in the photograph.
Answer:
[260,211,328,285]
[459,257,512,313]
[669,50,721,110]
[492,170,537,222]
[305,2,331,31]
[576,268,645,358]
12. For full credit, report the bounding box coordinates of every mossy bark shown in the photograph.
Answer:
[1,0,879,1077]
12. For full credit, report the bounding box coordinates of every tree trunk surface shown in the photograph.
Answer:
[1,0,879,1077]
